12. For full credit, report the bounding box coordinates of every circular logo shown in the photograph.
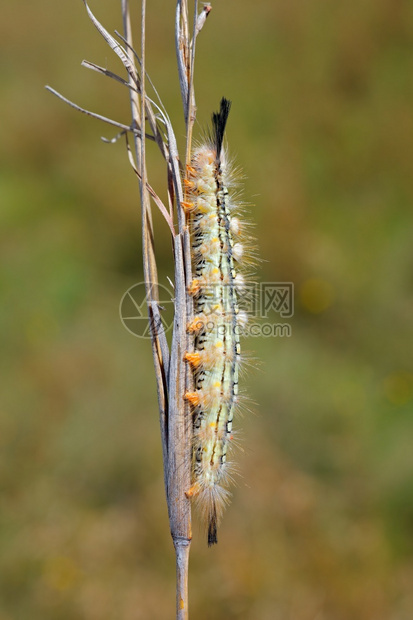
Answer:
[119,282,174,339]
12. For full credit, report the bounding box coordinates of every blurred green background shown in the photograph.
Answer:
[1,0,413,618]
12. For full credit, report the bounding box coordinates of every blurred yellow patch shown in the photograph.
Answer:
[25,313,59,348]
[300,278,334,314]
[43,556,80,592]
[383,372,413,406]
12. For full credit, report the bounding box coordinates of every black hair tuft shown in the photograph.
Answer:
[207,505,218,546]
[211,97,232,160]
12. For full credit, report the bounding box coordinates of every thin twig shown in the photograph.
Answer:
[120,0,170,498]
[125,136,175,236]
[175,0,190,123]
[83,0,138,85]
[44,86,147,137]
[184,0,199,167]
[114,29,169,120]
[194,4,211,36]
[81,59,134,89]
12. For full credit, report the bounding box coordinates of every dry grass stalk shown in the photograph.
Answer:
[46,1,213,618]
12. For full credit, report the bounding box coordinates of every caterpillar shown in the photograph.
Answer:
[184,98,250,546]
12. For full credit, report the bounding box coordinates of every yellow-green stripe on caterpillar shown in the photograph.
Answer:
[184,98,249,546]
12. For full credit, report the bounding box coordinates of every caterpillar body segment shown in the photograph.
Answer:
[185,98,249,546]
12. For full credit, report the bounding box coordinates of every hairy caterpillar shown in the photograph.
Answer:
[184,98,250,546]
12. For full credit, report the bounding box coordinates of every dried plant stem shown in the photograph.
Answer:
[47,1,215,616]
[123,1,192,616]
[120,0,169,486]
[175,538,191,618]
[184,0,198,167]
